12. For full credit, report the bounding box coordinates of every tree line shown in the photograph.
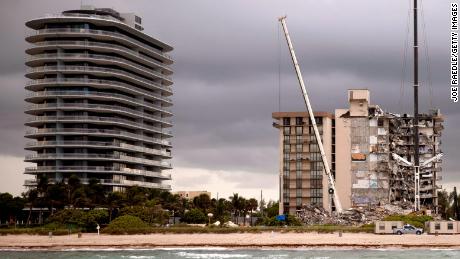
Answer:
[0,175,284,229]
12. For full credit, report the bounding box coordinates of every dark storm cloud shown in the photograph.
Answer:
[0,1,458,187]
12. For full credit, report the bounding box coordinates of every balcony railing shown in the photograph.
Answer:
[30,28,172,60]
[25,153,172,167]
[25,128,172,146]
[24,177,171,189]
[28,40,172,73]
[26,140,171,157]
[26,103,172,125]
[26,65,172,93]
[26,116,171,135]
[25,166,171,180]
[26,78,172,103]
[27,53,172,82]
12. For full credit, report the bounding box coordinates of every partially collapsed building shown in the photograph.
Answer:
[273,89,444,214]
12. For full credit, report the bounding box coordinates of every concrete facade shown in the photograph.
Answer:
[24,6,173,192]
[272,112,334,215]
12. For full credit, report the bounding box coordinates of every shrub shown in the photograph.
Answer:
[46,209,108,231]
[383,214,433,229]
[103,215,150,234]
[181,208,207,224]
[119,205,168,225]
[261,215,302,226]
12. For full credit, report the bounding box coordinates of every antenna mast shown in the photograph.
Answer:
[413,0,421,211]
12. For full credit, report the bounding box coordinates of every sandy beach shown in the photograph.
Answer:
[0,232,459,249]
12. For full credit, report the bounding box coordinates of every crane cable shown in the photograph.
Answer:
[420,0,434,110]
[278,21,282,112]
[399,0,412,115]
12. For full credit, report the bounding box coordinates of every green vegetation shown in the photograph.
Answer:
[103,215,149,234]
[181,208,207,224]
[383,214,433,228]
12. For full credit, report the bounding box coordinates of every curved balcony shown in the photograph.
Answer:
[27,28,172,63]
[24,177,171,189]
[26,103,172,126]
[25,140,171,157]
[26,90,172,114]
[26,40,172,74]
[25,128,172,146]
[26,65,173,94]
[27,53,172,83]
[26,78,172,106]
[25,153,172,168]
[25,116,172,136]
[25,166,171,180]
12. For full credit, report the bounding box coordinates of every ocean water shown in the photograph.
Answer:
[1,248,459,259]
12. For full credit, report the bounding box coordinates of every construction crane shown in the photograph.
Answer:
[278,16,343,214]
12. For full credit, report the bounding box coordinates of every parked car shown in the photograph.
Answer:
[393,224,423,235]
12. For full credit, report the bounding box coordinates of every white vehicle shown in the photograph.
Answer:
[393,224,423,235]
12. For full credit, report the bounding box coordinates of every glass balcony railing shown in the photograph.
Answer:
[26,140,171,157]
[29,40,172,73]
[26,65,172,92]
[25,153,172,167]
[30,28,172,60]
[26,78,172,104]
[25,128,172,146]
[24,177,171,189]
[26,115,172,135]
[27,53,172,82]
[26,103,172,125]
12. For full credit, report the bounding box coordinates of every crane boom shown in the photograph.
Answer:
[278,16,343,213]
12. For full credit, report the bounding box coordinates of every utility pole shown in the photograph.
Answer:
[413,0,421,211]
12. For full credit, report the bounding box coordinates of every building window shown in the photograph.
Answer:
[296,189,302,197]
[448,223,454,230]
[283,161,289,170]
[435,223,440,230]
[311,179,322,188]
[283,118,290,126]
[296,117,303,125]
[283,170,289,177]
[296,170,302,178]
[284,135,290,142]
[296,161,302,170]
[296,135,302,143]
[296,197,302,206]
[311,188,322,197]
[284,153,289,160]
[296,153,302,160]
[135,16,142,24]
[284,127,291,135]
[284,144,290,153]
[296,144,302,152]
[296,126,303,135]
[378,119,384,127]
[311,197,322,205]
[379,223,385,231]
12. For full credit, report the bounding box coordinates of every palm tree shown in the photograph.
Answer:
[106,191,125,222]
[229,193,240,224]
[247,198,258,226]
[24,189,38,226]
[86,178,105,208]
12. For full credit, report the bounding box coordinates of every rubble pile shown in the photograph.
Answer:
[297,203,414,226]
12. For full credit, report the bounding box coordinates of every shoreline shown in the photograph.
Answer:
[1,233,460,250]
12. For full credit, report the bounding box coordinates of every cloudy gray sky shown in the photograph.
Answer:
[0,0,458,201]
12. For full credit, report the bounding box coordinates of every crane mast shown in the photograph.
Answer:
[278,16,343,214]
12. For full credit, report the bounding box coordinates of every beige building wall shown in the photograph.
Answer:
[174,191,211,200]
[334,108,352,210]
